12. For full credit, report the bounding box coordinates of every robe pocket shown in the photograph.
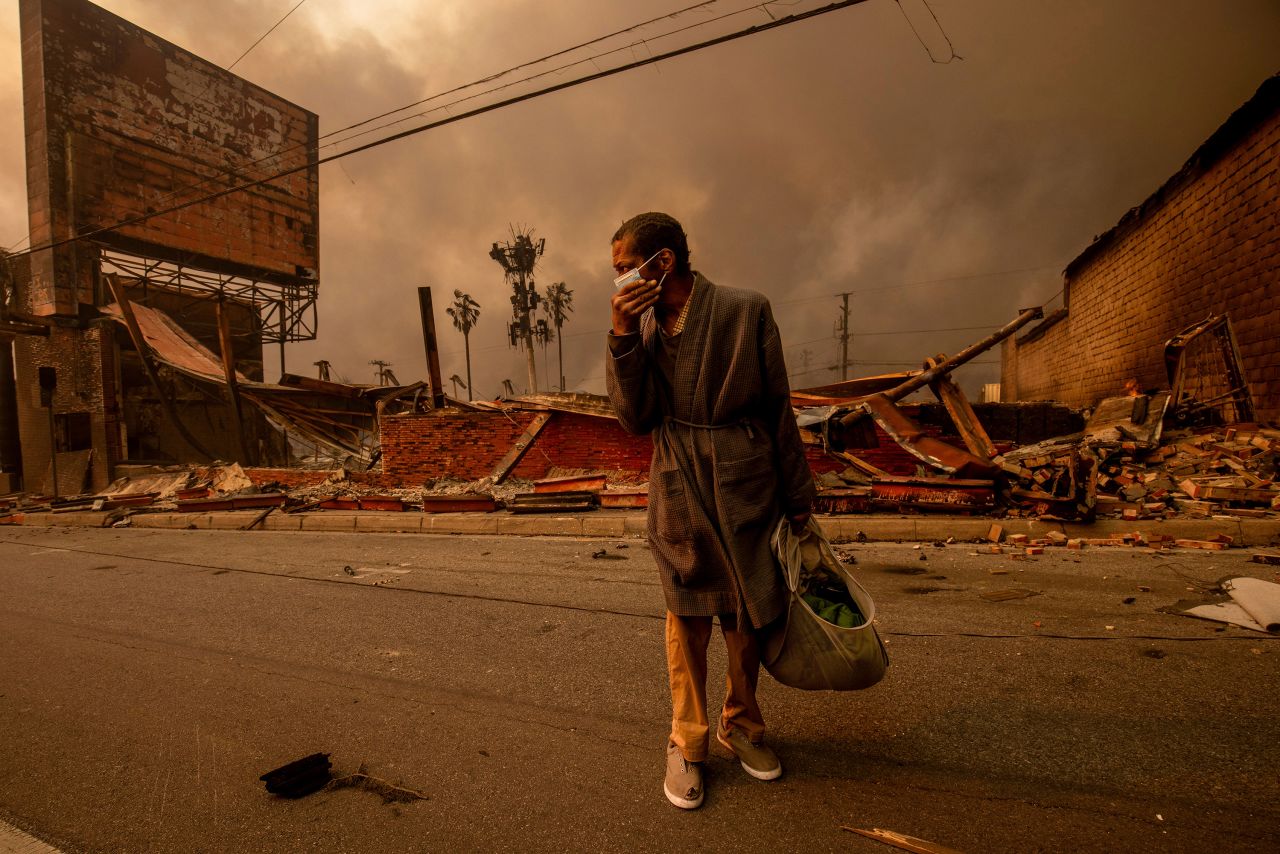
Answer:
[649,469,702,584]
[715,455,778,530]
[650,469,696,541]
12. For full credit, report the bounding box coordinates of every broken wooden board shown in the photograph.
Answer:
[859,394,999,479]
[490,412,553,484]
[420,494,497,513]
[791,370,921,405]
[1083,392,1172,448]
[1187,484,1277,504]
[840,826,965,854]
[1174,539,1229,551]
[870,477,995,512]
[980,588,1039,602]
[598,490,649,509]
[813,487,872,515]
[533,474,607,494]
[928,365,998,460]
[509,490,597,513]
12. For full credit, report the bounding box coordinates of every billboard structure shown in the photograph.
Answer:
[21,0,318,330]
[9,0,322,491]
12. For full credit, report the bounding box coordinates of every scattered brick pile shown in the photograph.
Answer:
[980,523,1237,556]
[996,424,1279,521]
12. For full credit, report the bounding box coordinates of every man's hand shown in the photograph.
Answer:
[611,278,661,335]
[788,511,811,535]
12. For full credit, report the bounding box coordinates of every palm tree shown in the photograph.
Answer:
[446,290,481,400]
[543,282,574,392]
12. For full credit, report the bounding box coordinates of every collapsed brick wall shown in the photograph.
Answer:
[510,412,654,479]
[245,469,336,490]
[1003,77,1280,423]
[380,410,535,482]
[378,408,958,485]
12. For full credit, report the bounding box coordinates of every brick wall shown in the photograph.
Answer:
[13,325,123,492]
[1003,76,1280,423]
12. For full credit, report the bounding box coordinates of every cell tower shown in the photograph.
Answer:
[489,228,545,394]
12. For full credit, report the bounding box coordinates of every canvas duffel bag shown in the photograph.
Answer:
[761,517,889,691]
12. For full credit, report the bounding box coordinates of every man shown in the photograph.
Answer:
[605,212,815,809]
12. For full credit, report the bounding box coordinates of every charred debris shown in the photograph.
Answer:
[3,306,1274,528]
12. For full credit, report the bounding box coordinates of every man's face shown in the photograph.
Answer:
[611,236,670,281]
[611,236,645,280]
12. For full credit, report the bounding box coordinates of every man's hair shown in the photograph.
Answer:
[612,212,690,274]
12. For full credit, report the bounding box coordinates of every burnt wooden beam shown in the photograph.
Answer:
[926,357,997,461]
[216,298,253,464]
[490,411,552,484]
[418,287,447,409]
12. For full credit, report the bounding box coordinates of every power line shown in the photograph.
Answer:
[894,0,961,64]
[6,0,876,264]
[106,1,725,228]
[771,264,1064,309]
[228,0,310,71]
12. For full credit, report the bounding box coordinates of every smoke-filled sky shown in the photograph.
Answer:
[1,0,1277,399]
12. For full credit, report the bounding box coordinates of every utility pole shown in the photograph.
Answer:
[313,360,331,381]
[370,360,397,387]
[837,292,852,380]
[489,228,545,395]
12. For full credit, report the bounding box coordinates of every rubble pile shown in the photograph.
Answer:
[995,424,1279,521]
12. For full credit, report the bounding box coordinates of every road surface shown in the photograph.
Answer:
[0,526,1276,852]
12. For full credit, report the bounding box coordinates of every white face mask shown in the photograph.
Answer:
[613,250,666,290]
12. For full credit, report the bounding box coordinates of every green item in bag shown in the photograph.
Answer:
[802,592,862,628]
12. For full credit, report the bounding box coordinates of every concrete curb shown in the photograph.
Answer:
[6,508,1279,546]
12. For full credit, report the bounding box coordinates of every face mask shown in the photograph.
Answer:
[613,250,665,290]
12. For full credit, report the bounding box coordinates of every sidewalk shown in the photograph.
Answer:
[8,508,1280,546]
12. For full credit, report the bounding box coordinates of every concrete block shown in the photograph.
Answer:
[299,513,358,532]
[1235,519,1280,547]
[496,514,583,537]
[36,511,111,527]
[355,514,424,533]
[427,514,500,535]
[206,512,258,530]
[622,513,649,536]
[263,514,304,531]
[172,514,212,530]
[581,515,626,537]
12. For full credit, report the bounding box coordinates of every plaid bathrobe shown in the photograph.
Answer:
[606,274,816,629]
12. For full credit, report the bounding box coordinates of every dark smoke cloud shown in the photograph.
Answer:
[1,0,1276,399]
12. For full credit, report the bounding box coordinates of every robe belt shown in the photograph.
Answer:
[663,415,755,440]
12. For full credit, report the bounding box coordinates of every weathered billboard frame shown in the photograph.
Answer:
[21,0,320,320]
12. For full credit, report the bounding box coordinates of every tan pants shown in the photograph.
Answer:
[666,611,766,762]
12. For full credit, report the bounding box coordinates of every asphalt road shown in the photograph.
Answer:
[0,526,1277,853]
